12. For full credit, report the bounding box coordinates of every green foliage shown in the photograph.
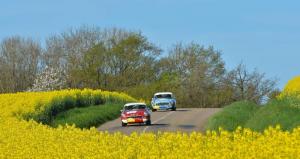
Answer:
[51,103,122,128]
[206,98,300,132]
[205,101,260,131]
[245,98,300,131]
[74,32,160,90]
[23,90,136,125]
[0,26,277,108]
[126,72,180,104]
[162,43,227,108]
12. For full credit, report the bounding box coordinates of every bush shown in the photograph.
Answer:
[206,98,300,132]
[205,101,260,131]
[51,103,123,128]
[22,89,136,125]
[245,98,300,131]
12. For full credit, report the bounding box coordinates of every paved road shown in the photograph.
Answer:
[98,108,221,134]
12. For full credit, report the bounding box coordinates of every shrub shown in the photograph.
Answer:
[205,101,259,131]
[51,103,123,128]
[21,89,136,124]
[245,99,300,131]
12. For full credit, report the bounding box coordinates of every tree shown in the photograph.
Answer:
[0,36,41,93]
[226,63,277,104]
[76,31,160,91]
[42,26,160,89]
[0,26,279,108]
[28,66,67,92]
[159,43,227,107]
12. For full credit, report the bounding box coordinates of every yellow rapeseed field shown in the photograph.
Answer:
[280,75,300,98]
[0,89,300,158]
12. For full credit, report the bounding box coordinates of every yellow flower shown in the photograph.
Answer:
[0,89,300,158]
[279,75,300,98]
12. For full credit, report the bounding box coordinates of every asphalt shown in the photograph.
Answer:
[97,108,221,134]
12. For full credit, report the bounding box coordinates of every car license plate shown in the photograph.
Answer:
[160,106,167,109]
[127,118,135,122]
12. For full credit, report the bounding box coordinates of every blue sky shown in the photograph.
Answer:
[1,0,300,89]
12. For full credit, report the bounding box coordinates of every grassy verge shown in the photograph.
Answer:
[22,89,136,125]
[205,101,260,131]
[245,99,300,131]
[51,103,122,128]
[206,98,300,132]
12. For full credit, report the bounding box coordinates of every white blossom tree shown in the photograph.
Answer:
[28,66,67,92]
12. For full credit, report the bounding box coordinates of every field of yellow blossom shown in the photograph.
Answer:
[279,76,300,98]
[0,85,300,158]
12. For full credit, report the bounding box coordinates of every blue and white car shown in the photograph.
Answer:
[151,92,176,111]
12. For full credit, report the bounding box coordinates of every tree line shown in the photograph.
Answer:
[0,26,277,107]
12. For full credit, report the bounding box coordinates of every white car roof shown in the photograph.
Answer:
[124,103,146,107]
[154,92,173,96]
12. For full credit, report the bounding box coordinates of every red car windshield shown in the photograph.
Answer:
[124,105,146,111]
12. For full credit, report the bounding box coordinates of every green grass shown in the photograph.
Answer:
[51,103,122,128]
[245,99,300,131]
[206,98,300,132]
[205,101,260,131]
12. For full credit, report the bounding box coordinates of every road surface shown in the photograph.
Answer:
[98,108,221,134]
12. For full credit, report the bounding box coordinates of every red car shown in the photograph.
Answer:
[121,103,151,126]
